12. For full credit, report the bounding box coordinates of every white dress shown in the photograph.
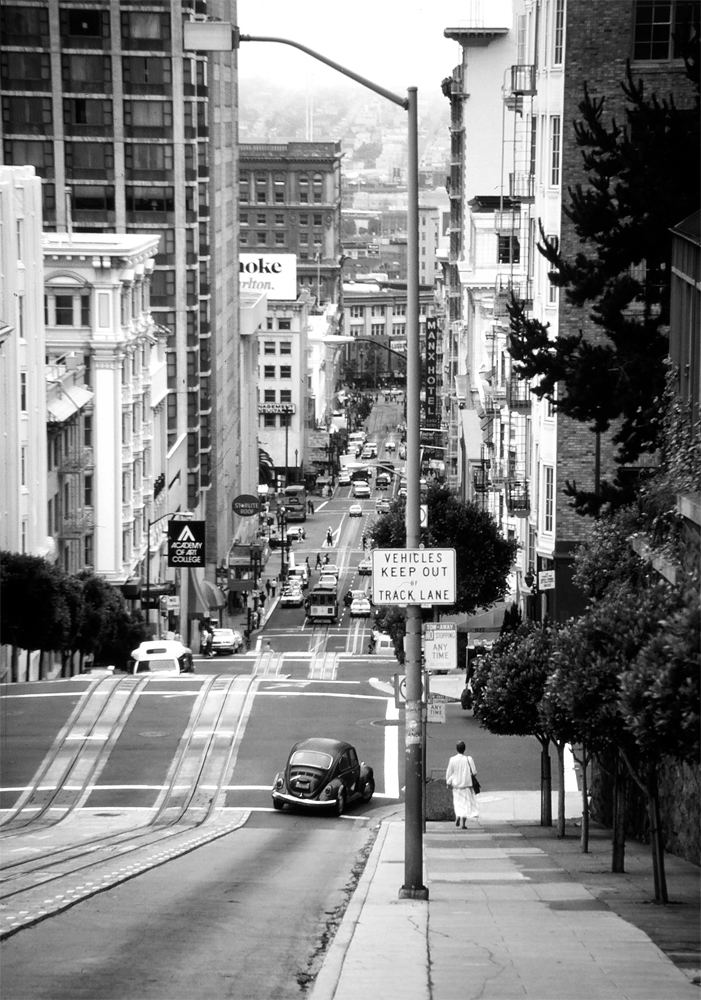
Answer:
[446,753,479,820]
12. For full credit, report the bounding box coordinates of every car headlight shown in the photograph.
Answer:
[274,774,284,790]
[324,785,334,798]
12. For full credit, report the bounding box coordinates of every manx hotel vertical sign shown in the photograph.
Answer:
[424,317,440,429]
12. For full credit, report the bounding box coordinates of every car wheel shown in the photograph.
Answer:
[272,798,284,811]
[335,789,346,817]
[362,778,375,803]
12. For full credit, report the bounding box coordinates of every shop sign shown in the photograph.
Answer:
[232,494,260,517]
[167,520,205,567]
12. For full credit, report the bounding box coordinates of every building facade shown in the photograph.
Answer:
[239,142,342,306]
[0,0,242,591]
[0,165,48,558]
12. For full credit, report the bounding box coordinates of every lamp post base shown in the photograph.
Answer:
[398,886,429,900]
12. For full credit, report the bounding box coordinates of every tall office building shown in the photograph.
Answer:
[1,0,242,598]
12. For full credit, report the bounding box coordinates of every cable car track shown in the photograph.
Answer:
[0,674,257,935]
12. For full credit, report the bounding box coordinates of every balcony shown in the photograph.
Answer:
[60,511,93,537]
[60,448,93,473]
[494,208,520,234]
[510,172,534,200]
[506,480,530,516]
[506,377,532,411]
[510,64,536,96]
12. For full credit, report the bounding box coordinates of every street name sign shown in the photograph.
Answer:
[167,520,205,567]
[372,548,456,605]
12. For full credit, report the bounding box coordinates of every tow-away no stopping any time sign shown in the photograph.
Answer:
[371,548,456,605]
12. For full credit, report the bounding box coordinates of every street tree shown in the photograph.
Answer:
[472,622,557,827]
[0,552,71,681]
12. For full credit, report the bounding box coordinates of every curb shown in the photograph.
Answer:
[309,821,390,1000]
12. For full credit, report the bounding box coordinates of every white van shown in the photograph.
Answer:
[129,640,194,675]
[370,631,395,655]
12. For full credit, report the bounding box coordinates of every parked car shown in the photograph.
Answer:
[280,585,304,608]
[358,556,372,575]
[210,628,243,655]
[350,595,372,617]
[272,738,374,815]
[349,503,363,517]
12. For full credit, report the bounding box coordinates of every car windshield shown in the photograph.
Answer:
[136,658,179,673]
[290,750,333,769]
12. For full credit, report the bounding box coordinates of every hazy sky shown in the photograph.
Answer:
[236,0,514,94]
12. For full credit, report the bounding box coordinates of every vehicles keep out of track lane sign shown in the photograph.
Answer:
[371,548,456,605]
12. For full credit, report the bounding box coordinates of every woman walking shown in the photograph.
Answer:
[445,741,479,828]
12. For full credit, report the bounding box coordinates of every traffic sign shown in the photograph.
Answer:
[427,697,446,724]
[423,622,457,671]
[371,548,456,605]
[393,673,427,708]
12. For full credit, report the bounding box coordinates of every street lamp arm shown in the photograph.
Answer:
[352,338,408,364]
[237,34,408,110]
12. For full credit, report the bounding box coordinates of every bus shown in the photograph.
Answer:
[282,484,306,522]
[305,585,339,623]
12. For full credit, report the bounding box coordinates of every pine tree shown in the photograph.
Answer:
[508,54,699,493]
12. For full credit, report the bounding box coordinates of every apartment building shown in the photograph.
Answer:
[0,165,48,558]
[445,0,698,622]
[239,142,342,305]
[0,0,242,590]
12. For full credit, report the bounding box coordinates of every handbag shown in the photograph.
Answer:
[472,775,481,795]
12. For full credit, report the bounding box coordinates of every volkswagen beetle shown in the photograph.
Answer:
[271,738,374,815]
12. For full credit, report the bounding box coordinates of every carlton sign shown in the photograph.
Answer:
[371,548,456,605]
[239,254,297,300]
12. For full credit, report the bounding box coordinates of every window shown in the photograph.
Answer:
[84,474,93,507]
[274,173,285,203]
[123,56,171,87]
[263,413,276,428]
[125,12,170,41]
[255,172,267,203]
[3,139,53,172]
[263,341,276,354]
[393,303,406,316]
[393,324,406,337]
[3,50,50,86]
[62,54,110,88]
[299,232,309,245]
[1,5,49,40]
[298,173,309,203]
[633,0,697,60]
[256,232,267,245]
[543,466,554,532]
[371,324,384,336]
[275,232,285,245]
[280,366,292,379]
[20,445,27,487]
[279,340,292,353]
[313,173,323,203]
[55,295,74,325]
[240,213,249,227]
[20,372,27,411]
[275,214,284,225]
[263,365,275,379]
[240,232,249,245]
[550,116,561,186]
[84,415,93,447]
[371,305,384,317]
[498,235,521,264]
[553,0,565,64]
[313,214,323,226]
[239,173,250,203]
[280,411,292,427]
[66,142,114,173]
[257,213,266,225]
[3,96,52,130]
[67,9,104,37]
[123,101,172,128]
[350,305,363,318]
[299,214,308,226]
[125,144,172,172]
[64,98,112,126]
[264,389,276,403]
[280,389,292,403]
[278,320,291,331]
[126,186,174,212]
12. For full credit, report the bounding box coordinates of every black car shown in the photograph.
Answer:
[272,738,374,816]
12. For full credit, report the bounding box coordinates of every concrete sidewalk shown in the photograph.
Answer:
[311,809,700,1000]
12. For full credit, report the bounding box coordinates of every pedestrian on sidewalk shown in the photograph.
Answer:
[265,579,271,597]
[446,741,479,828]
[305,556,311,573]
[270,578,277,598]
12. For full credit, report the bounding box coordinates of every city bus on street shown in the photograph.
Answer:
[282,484,307,522]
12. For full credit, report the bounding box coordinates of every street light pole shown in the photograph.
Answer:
[186,21,426,900]
[145,511,191,637]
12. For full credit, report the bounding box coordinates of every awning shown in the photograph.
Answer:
[188,569,210,619]
[202,580,226,609]
[46,385,94,423]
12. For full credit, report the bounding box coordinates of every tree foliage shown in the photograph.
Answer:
[370,484,516,616]
[508,62,700,476]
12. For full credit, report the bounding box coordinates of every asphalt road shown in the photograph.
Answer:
[0,396,549,998]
